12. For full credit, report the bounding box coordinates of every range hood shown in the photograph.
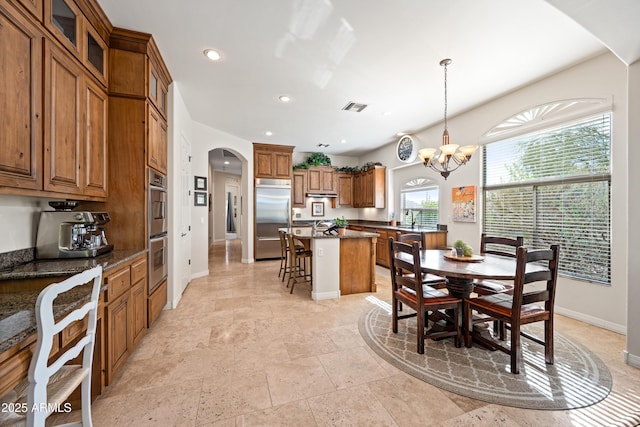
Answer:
[306,192,338,198]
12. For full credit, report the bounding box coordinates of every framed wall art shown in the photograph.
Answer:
[452,185,476,222]
[311,202,324,217]
[194,176,207,191]
[194,191,207,206]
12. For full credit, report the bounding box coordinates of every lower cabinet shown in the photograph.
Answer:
[104,253,147,385]
[106,289,129,384]
[375,229,390,268]
[148,279,167,327]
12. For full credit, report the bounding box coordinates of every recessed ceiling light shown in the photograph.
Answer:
[383,111,392,116]
[278,95,291,103]
[203,49,221,61]
[223,161,230,165]
[265,131,273,136]
[340,139,347,144]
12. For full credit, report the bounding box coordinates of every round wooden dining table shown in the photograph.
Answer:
[400,249,547,298]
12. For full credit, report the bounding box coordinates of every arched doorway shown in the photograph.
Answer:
[208,148,244,256]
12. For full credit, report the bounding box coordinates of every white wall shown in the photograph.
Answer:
[190,122,254,271]
[210,171,241,242]
[367,52,629,334]
[167,83,194,308]
[626,60,640,366]
[0,195,52,253]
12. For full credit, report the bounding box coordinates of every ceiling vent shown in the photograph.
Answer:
[342,102,367,113]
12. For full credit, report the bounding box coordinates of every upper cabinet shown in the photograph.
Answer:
[353,166,386,208]
[337,172,353,207]
[307,166,335,194]
[109,29,172,175]
[43,40,108,198]
[84,21,107,86]
[0,3,43,191]
[292,170,306,208]
[44,0,83,59]
[14,0,43,21]
[253,143,293,179]
[0,0,109,200]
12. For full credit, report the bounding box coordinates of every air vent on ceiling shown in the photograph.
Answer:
[342,102,368,113]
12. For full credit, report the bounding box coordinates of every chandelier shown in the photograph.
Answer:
[419,59,478,179]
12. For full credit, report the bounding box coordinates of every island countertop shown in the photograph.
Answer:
[283,227,379,239]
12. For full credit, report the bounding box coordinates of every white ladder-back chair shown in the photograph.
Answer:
[1,266,103,427]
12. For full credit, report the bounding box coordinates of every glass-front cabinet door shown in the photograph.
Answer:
[45,0,83,58]
[84,23,107,85]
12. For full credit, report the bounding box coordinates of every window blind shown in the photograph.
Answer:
[483,113,611,284]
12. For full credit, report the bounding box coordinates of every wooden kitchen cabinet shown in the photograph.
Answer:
[109,28,171,176]
[149,59,168,118]
[253,143,293,179]
[1,0,109,200]
[43,40,84,196]
[14,0,43,20]
[106,29,172,251]
[130,257,147,348]
[307,166,336,193]
[106,288,129,384]
[0,3,43,191]
[353,166,386,208]
[292,170,307,207]
[104,253,147,384]
[375,228,389,267]
[44,0,83,60]
[148,279,167,326]
[337,172,353,206]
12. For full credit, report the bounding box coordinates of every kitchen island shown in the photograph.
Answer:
[284,227,378,300]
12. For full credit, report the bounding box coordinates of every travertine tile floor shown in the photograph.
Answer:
[86,239,639,426]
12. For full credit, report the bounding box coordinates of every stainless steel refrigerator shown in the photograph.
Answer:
[255,178,291,260]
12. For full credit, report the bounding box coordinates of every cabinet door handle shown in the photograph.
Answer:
[181,232,187,237]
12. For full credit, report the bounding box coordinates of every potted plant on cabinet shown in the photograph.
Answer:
[334,217,348,235]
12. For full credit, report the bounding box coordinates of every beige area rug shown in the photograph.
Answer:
[359,304,612,410]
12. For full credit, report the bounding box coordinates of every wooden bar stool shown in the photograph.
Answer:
[286,233,312,294]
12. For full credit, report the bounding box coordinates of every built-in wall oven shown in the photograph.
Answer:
[148,169,168,294]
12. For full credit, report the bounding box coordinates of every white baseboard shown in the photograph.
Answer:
[241,257,254,264]
[191,270,209,280]
[623,351,640,368]
[555,305,626,335]
[312,290,341,301]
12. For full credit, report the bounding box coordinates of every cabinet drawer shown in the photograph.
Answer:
[61,316,88,348]
[131,257,147,285]
[106,266,131,301]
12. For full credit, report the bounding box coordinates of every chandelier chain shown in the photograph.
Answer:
[443,61,448,131]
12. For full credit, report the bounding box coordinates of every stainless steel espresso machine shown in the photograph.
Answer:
[36,210,114,259]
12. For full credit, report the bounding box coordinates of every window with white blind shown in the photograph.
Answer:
[483,113,611,284]
[401,179,439,228]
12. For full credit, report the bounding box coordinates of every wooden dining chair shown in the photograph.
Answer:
[394,232,448,289]
[388,237,462,354]
[474,233,524,296]
[464,244,560,374]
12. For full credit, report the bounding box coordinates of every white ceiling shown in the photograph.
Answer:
[97,0,638,162]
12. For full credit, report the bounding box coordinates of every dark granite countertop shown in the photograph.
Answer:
[283,227,378,239]
[291,220,447,234]
[0,249,147,354]
[0,249,146,281]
